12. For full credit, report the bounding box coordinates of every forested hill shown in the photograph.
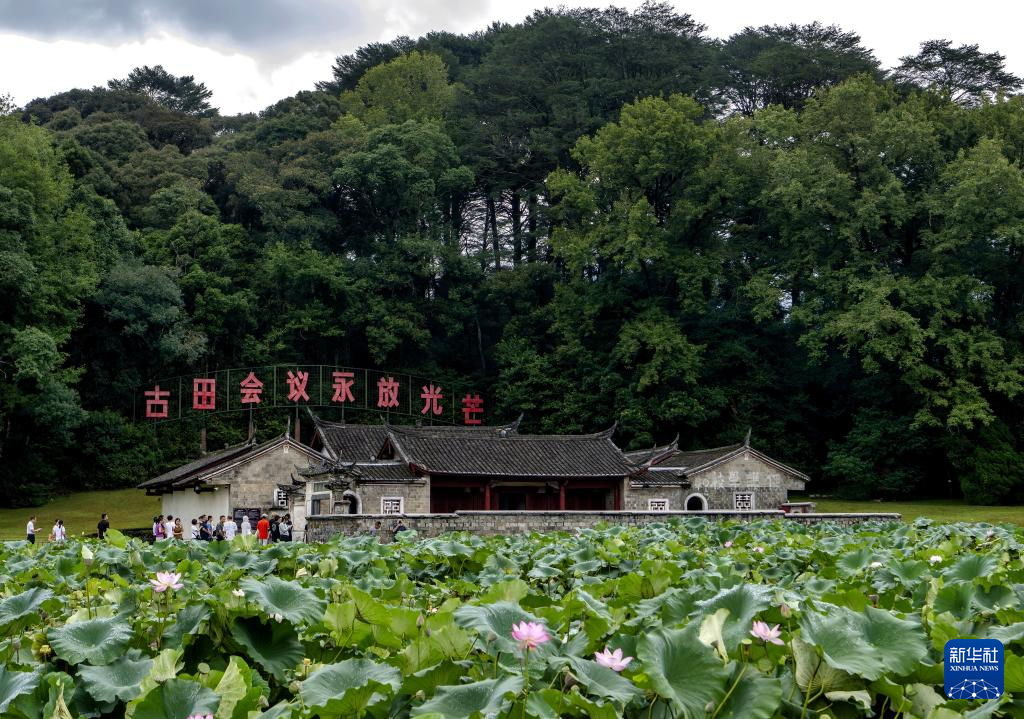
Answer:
[3,3,1024,506]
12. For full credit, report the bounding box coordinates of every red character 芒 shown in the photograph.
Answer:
[420,384,443,415]
[145,385,170,418]
[286,370,309,402]
[239,372,263,404]
[331,371,355,403]
[193,378,216,410]
[461,393,484,425]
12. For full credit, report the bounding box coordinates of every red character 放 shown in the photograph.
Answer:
[377,376,400,408]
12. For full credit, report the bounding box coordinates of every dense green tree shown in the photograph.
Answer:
[6,11,1024,505]
[721,23,880,114]
[893,40,1023,106]
[108,64,217,116]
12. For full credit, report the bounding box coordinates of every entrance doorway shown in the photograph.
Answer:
[685,493,708,511]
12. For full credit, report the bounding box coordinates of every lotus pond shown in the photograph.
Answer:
[0,519,1023,718]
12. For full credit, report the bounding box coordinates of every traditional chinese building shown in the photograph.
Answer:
[297,415,808,517]
[624,434,809,512]
[140,415,810,535]
[137,434,321,530]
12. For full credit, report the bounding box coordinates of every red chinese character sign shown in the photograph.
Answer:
[377,376,400,408]
[286,370,309,402]
[462,394,484,425]
[420,384,443,416]
[193,378,216,410]
[332,371,355,403]
[144,385,170,418]
[239,372,263,404]
[139,365,484,425]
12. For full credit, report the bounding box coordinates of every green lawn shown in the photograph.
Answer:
[0,488,159,541]
[806,497,1024,526]
[2,491,1022,541]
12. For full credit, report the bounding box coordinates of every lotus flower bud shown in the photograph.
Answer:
[779,603,792,619]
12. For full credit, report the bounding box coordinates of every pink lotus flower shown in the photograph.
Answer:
[724,541,733,548]
[186,715,213,719]
[150,571,183,593]
[511,621,550,651]
[750,620,784,645]
[594,646,633,671]
[754,546,765,553]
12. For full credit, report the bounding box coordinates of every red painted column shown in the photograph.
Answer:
[559,483,566,510]
[484,484,491,511]
[613,482,621,510]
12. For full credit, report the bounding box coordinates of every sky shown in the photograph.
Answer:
[1,0,1022,115]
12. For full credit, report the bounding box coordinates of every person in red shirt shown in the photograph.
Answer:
[256,514,271,545]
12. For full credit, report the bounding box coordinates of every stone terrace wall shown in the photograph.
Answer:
[304,510,902,542]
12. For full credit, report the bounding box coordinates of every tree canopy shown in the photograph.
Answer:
[2,7,1024,505]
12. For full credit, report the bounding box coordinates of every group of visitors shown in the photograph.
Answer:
[25,513,110,544]
[150,513,294,544]
[25,515,67,544]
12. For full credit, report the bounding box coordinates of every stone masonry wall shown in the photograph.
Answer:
[303,510,902,542]
[214,442,309,515]
[350,483,430,515]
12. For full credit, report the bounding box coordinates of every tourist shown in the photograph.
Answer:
[278,515,292,542]
[215,515,226,541]
[164,515,176,540]
[256,514,270,545]
[26,515,36,544]
[392,519,407,535]
[173,518,184,540]
[153,516,165,541]
[199,516,211,541]
[369,520,382,537]
[97,513,109,540]
[270,514,280,542]
[240,514,252,536]
[190,518,200,540]
[224,514,238,540]
[51,519,66,543]
[204,515,215,540]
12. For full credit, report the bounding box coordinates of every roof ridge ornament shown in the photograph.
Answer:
[744,427,752,448]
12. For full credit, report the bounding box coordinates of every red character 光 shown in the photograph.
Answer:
[420,383,443,415]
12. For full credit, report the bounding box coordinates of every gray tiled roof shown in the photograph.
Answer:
[385,425,633,478]
[654,444,744,470]
[314,421,389,460]
[137,441,257,490]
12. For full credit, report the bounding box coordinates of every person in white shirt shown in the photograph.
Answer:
[224,516,238,540]
[51,519,66,543]
[164,515,176,540]
[240,515,252,536]
[190,518,200,540]
[26,516,36,544]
